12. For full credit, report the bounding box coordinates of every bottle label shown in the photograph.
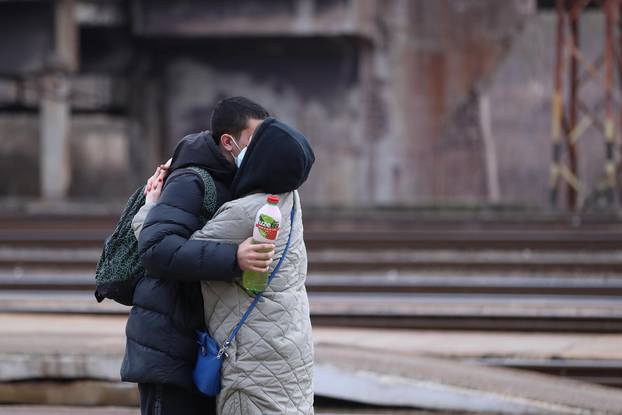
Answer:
[256,213,280,240]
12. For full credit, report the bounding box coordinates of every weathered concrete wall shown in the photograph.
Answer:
[70,115,132,199]
[0,1,54,75]
[132,0,377,38]
[0,115,40,197]
[8,0,599,210]
[160,37,366,207]
[374,0,534,206]
[0,114,131,199]
[151,0,535,208]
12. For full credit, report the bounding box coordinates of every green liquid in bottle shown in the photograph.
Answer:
[242,246,272,294]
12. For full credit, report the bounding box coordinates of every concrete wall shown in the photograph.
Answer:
[0,115,40,197]
[0,114,131,199]
[376,0,534,206]
[7,0,612,211]
[159,37,366,207]
[0,1,54,74]
[150,0,535,208]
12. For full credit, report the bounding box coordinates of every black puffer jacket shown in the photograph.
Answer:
[121,131,240,390]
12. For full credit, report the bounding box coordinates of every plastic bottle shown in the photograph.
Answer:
[242,195,281,294]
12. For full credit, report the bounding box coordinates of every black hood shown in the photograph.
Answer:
[169,131,236,186]
[231,117,315,199]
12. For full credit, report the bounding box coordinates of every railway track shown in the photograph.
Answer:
[468,358,622,388]
[1,212,622,390]
[2,211,622,249]
[1,212,622,334]
[3,230,622,251]
[1,289,621,333]
[2,270,622,295]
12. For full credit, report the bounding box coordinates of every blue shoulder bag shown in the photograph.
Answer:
[193,205,296,396]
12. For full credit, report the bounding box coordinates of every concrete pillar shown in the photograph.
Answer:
[40,0,77,200]
[40,73,71,199]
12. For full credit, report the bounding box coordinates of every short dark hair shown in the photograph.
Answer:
[210,96,270,144]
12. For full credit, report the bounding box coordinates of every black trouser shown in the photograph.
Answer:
[138,383,216,415]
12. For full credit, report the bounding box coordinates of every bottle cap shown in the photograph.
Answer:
[267,195,279,205]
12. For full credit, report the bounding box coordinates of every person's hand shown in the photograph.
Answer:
[144,158,172,196]
[237,237,276,273]
[145,167,167,204]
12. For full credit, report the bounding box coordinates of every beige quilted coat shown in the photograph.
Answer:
[134,190,314,414]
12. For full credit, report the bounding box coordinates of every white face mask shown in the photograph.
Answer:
[230,137,247,168]
[235,145,247,168]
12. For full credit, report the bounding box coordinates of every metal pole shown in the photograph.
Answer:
[568,2,579,209]
[604,0,618,206]
[619,1,622,202]
[551,0,567,207]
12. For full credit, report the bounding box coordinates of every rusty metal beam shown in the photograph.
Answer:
[577,98,607,136]
[570,0,592,16]
[568,1,580,209]
[551,0,567,207]
[574,54,604,89]
[551,0,621,210]
[619,0,622,197]
[604,0,618,204]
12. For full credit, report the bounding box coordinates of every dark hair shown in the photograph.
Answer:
[210,96,270,145]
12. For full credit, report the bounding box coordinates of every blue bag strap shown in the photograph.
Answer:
[217,201,296,358]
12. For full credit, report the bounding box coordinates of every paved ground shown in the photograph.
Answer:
[0,407,138,415]
[3,313,622,413]
[2,313,622,362]
[316,345,622,414]
[313,326,622,360]
[0,407,462,415]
